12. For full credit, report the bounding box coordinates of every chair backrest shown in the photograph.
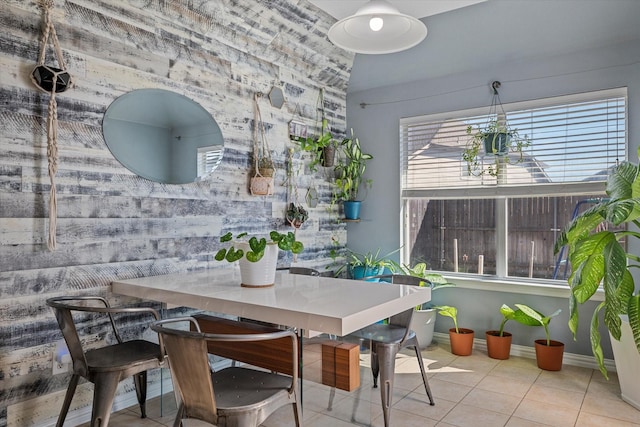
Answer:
[288,267,320,276]
[46,296,162,377]
[151,317,298,425]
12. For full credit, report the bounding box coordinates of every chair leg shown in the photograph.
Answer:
[371,346,380,388]
[413,345,435,405]
[133,371,148,418]
[375,344,397,427]
[56,374,80,427]
[91,372,121,427]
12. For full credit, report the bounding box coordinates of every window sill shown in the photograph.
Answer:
[439,273,605,302]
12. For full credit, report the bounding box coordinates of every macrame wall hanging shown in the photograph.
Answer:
[30,0,73,251]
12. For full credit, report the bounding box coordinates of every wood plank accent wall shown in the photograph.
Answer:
[0,1,353,425]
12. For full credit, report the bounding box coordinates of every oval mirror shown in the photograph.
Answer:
[103,88,224,184]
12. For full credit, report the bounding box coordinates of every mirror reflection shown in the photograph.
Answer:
[103,88,224,184]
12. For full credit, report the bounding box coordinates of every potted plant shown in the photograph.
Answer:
[463,120,530,177]
[512,303,563,370]
[401,262,456,348]
[555,151,640,406]
[333,247,398,280]
[332,129,373,220]
[297,117,336,171]
[435,305,474,356]
[486,304,518,360]
[285,203,308,228]
[215,230,303,288]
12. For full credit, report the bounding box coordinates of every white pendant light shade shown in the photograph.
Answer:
[328,0,427,54]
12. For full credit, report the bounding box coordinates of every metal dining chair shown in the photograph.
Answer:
[288,266,320,276]
[46,296,165,427]
[151,316,301,427]
[349,274,435,427]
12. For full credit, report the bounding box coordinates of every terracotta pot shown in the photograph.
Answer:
[250,176,274,195]
[486,331,512,360]
[449,328,474,356]
[534,339,564,371]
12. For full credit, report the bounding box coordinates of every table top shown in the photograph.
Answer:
[111,269,431,336]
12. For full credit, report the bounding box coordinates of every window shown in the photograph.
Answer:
[400,88,627,281]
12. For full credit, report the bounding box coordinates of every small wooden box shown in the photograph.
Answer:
[321,341,360,391]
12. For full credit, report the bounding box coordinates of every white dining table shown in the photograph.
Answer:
[111,269,431,337]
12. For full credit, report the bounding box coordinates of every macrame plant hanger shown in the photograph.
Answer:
[30,0,73,251]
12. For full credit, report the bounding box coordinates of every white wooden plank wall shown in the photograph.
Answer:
[0,0,353,425]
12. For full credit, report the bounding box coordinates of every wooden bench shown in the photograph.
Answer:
[193,314,360,391]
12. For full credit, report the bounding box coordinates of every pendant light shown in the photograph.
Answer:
[328,0,427,54]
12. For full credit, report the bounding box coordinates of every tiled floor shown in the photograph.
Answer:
[83,342,640,427]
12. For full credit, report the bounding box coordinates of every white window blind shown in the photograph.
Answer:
[400,88,626,195]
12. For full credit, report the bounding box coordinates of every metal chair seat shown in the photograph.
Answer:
[85,340,161,372]
[152,316,301,427]
[351,323,413,343]
[46,296,164,427]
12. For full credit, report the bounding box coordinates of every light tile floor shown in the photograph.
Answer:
[81,342,640,427]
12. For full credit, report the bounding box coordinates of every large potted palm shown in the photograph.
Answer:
[555,150,640,408]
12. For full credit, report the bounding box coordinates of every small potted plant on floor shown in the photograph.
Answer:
[486,304,518,360]
[435,305,474,356]
[401,262,456,348]
[332,129,373,220]
[215,230,303,288]
[513,303,563,370]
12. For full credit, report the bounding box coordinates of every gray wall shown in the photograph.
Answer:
[0,1,350,425]
[346,39,640,356]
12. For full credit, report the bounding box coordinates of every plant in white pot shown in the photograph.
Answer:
[215,230,303,288]
[555,150,640,407]
[400,262,456,348]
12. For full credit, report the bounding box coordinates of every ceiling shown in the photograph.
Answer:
[309,0,486,20]
[311,0,640,94]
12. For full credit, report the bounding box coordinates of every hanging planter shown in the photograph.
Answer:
[462,81,530,177]
[250,92,274,196]
[30,0,73,251]
[286,203,308,228]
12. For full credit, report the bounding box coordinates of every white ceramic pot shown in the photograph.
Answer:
[409,308,437,348]
[237,242,279,287]
[610,315,640,410]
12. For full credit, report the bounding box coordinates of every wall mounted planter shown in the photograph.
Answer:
[343,200,361,220]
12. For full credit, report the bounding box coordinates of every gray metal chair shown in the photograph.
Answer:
[151,316,301,427]
[288,266,320,276]
[46,296,165,427]
[349,274,435,427]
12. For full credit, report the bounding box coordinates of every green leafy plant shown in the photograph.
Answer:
[511,303,562,346]
[434,305,460,333]
[297,118,335,171]
[215,230,303,263]
[332,247,399,278]
[285,203,308,228]
[463,120,530,177]
[398,262,456,310]
[555,149,640,377]
[333,130,373,202]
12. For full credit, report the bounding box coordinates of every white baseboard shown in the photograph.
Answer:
[433,332,617,372]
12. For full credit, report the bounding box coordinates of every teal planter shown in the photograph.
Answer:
[349,265,383,281]
[343,200,361,220]
[483,132,510,156]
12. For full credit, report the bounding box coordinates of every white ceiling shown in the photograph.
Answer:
[309,0,486,20]
[336,0,640,93]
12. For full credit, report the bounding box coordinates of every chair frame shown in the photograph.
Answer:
[46,296,165,427]
[151,316,301,427]
[355,274,435,427]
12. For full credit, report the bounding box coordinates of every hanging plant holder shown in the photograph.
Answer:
[250,92,274,196]
[30,0,73,251]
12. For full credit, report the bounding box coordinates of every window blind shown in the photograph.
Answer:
[400,89,626,195]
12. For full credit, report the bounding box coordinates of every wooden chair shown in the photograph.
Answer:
[46,296,165,427]
[151,316,301,427]
[349,274,435,427]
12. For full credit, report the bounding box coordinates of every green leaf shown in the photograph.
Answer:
[514,304,544,326]
[606,161,637,199]
[590,302,608,379]
[220,232,233,243]
[628,294,640,353]
[225,247,243,262]
[214,249,227,261]
[291,241,304,254]
[246,249,264,262]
